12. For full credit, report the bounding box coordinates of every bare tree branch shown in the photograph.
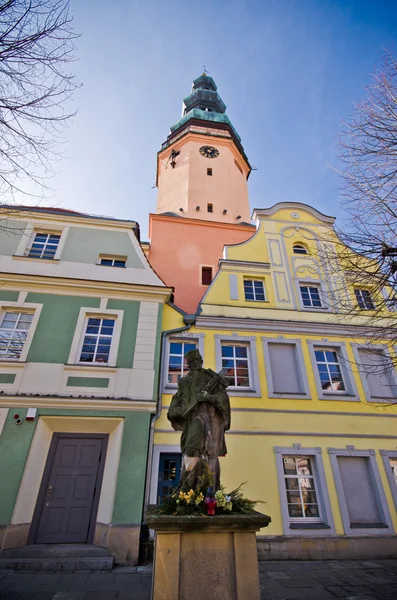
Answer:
[0,0,79,201]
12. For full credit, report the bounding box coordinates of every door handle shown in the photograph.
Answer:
[47,484,53,497]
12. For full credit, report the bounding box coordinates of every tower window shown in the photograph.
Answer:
[207,168,212,176]
[201,267,212,285]
[207,203,213,213]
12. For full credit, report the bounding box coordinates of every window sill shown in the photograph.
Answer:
[13,255,60,264]
[227,388,261,397]
[366,397,397,403]
[319,394,359,402]
[96,264,126,268]
[350,522,388,529]
[290,523,330,530]
[0,360,25,366]
[65,363,117,373]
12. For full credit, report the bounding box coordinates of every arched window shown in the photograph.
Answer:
[293,244,309,255]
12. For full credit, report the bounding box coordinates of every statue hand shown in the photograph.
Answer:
[198,391,214,403]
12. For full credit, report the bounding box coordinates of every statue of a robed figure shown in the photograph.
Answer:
[167,349,230,490]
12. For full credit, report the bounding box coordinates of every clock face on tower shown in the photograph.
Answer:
[199,145,219,159]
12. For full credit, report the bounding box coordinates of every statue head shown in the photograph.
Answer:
[185,348,203,372]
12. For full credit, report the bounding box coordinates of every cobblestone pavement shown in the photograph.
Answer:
[259,559,397,600]
[0,559,396,599]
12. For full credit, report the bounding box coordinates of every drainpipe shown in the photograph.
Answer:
[139,322,192,564]
[143,313,196,513]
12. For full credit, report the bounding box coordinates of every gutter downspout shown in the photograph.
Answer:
[143,323,191,511]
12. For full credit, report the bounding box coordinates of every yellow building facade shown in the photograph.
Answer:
[148,202,397,559]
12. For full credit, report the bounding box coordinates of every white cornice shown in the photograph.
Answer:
[0,396,157,412]
[195,314,395,337]
[0,272,173,302]
[0,208,137,230]
[252,203,335,225]
[218,259,270,271]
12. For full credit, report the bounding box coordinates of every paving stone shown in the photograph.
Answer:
[376,560,397,567]
[326,587,351,597]
[118,590,151,600]
[301,589,335,599]
[67,583,102,592]
[96,582,129,591]
[82,593,118,599]
[112,566,138,574]
[31,574,61,584]
[276,589,306,600]
[53,593,85,599]
[261,562,291,571]
[344,596,377,600]
[114,574,137,583]
[279,580,312,588]
[364,583,397,594]
[86,573,115,583]
[341,586,374,596]
[260,589,280,600]
[360,576,394,585]
[315,578,346,587]
[342,578,376,587]
[55,574,90,585]
[268,572,293,580]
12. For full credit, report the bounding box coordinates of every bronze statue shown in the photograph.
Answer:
[167,349,230,490]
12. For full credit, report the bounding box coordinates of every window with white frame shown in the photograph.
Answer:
[243,279,266,301]
[328,447,393,533]
[221,343,250,388]
[99,256,126,268]
[380,450,397,512]
[265,341,307,396]
[314,348,346,392]
[293,244,308,255]
[300,285,322,308]
[274,445,334,534]
[167,339,197,384]
[0,312,33,360]
[357,348,397,400]
[26,232,60,259]
[79,317,115,364]
[355,289,374,310]
[282,456,322,521]
[390,458,397,488]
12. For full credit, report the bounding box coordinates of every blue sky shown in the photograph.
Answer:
[46,0,397,238]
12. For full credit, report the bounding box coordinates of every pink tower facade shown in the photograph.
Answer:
[148,74,255,313]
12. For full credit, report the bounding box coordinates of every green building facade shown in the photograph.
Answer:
[0,206,171,565]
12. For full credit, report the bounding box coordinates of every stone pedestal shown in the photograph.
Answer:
[147,511,271,600]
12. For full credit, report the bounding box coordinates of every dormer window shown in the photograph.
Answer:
[293,244,309,255]
[99,256,126,268]
[26,232,61,260]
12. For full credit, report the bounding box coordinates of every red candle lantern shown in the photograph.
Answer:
[204,488,217,515]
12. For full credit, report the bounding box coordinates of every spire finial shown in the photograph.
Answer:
[203,65,208,76]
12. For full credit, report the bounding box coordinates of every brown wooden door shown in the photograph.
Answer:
[34,435,106,544]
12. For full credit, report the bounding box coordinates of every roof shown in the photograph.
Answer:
[0,205,137,225]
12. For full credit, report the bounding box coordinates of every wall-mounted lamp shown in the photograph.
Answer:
[196,206,200,211]
[179,208,184,212]
[236,215,241,220]
[223,209,227,215]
